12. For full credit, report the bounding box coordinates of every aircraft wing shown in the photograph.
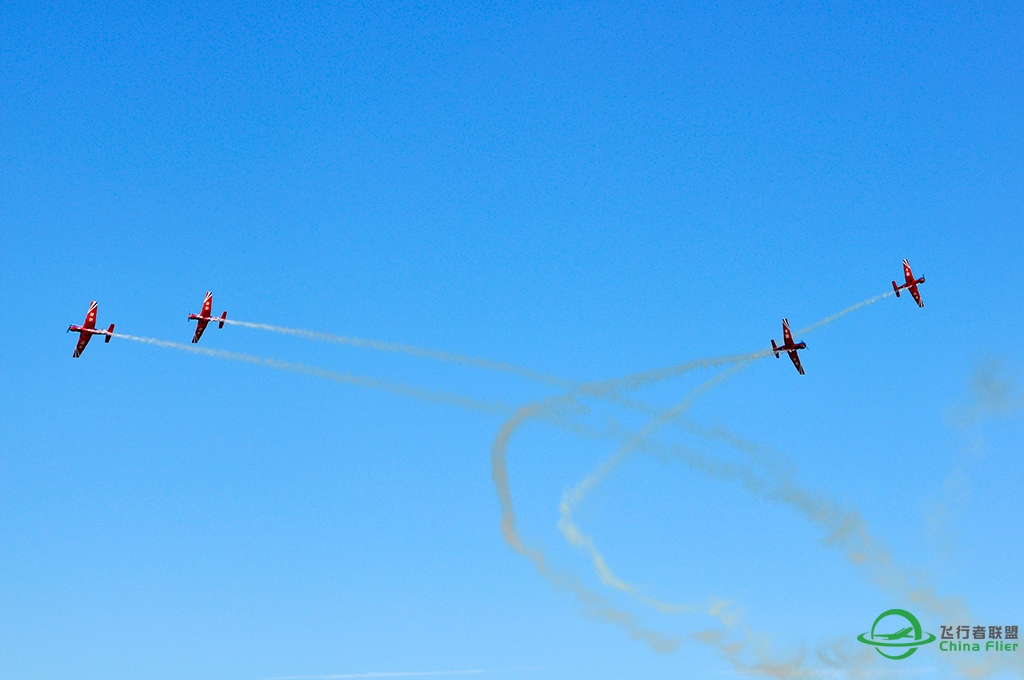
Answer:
[903,259,914,284]
[73,332,91,358]
[909,283,923,307]
[83,301,98,330]
[783,318,794,346]
[192,320,209,344]
[71,301,99,357]
[788,350,805,375]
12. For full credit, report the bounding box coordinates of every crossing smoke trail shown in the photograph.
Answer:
[490,349,771,644]
[558,363,752,613]
[559,409,1005,678]
[219,318,797,459]
[489,401,688,653]
[555,290,901,608]
[566,427,996,677]
[489,291,1011,678]
[221,318,795,461]
[133,293,1012,677]
[490,348,784,617]
[217,319,791,461]
[566,328,1018,676]
[221,318,573,389]
[111,334,511,415]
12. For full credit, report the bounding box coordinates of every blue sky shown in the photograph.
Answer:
[1,0,1022,678]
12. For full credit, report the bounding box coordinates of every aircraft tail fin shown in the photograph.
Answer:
[892,280,901,297]
[771,339,779,358]
[219,311,227,329]
[105,324,115,342]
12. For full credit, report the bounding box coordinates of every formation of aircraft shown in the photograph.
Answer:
[65,292,226,357]
[67,301,115,358]
[892,258,926,307]
[68,259,928,371]
[771,318,807,375]
[765,259,927,375]
[187,291,227,344]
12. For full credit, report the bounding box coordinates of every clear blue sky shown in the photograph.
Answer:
[1,1,1022,678]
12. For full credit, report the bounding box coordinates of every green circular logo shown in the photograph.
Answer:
[857,609,937,659]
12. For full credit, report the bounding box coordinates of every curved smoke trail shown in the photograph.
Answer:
[489,348,771,644]
[559,290,901,611]
[490,291,1002,677]
[139,291,1012,677]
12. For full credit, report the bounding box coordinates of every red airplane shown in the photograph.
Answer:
[188,291,226,343]
[892,258,925,307]
[67,301,115,358]
[771,318,806,375]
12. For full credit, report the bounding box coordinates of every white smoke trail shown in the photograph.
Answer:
[489,403,686,652]
[219,295,886,445]
[489,352,773,648]
[221,317,788,463]
[593,350,775,396]
[563,291,892,456]
[220,317,788,441]
[220,314,811,475]
[929,359,1022,557]
[112,333,512,415]
[794,291,894,337]
[221,318,573,389]
[631,427,1019,679]
[557,428,985,677]
[553,291,900,611]
[490,290,963,669]
[132,292,1005,676]
[222,317,736,432]
[558,363,754,613]
[546,320,1020,676]
[115,335,681,645]
[567,362,754,509]
[210,296,1019,677]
